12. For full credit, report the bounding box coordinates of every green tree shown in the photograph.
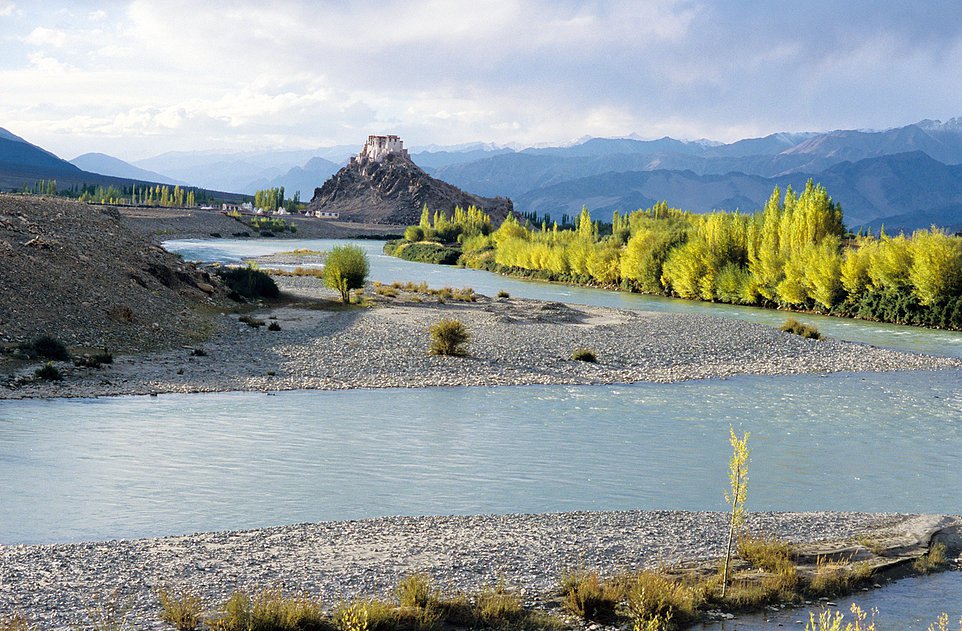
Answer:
[323,245,369,303]
[721,426,750,599]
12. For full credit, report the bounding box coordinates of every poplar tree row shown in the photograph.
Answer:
[439,181,962,329]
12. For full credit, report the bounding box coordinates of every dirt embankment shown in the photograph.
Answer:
[118,205,406,241]
[0,194,233,353]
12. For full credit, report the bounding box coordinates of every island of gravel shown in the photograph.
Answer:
[4,266,961,399]
[1,511,959,630]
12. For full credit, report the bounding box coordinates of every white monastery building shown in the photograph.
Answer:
[353,134,409,163]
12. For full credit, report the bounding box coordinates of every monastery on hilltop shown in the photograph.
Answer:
[353,134,410,164]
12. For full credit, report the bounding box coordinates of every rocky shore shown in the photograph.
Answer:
[3,272,960,399]
[1,510,951,630]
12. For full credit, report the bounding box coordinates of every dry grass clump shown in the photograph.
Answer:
[559,570,622,622]
[428,319,470,356]
[374,283,400,297]
[239,314,266,328]
[913,543,948,574]
[207,590,327,631]
[807,557,856,598]
[157,588,205,631]
[738,536,796,574]
[780,318,823,340]
[571,348,597,363]
[625,571,702,629]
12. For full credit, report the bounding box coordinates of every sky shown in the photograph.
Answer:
[1,0,962,162]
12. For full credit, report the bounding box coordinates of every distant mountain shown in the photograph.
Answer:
[308,141,512,225]
[0,127,245,201]
[0,126,86,188]
[70,152,183,185]
[411,147,515,170]
[513,152,962,231]
[133,148,332,193]
[247,157,340,199]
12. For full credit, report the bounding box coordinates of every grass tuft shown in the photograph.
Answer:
[780,318,822,340]
[559,570,621,622]
[20,334,70,361]
[0,615,36,631]
[626,571,702,628]
[157,588,205,631]
[428,319,470,356]
[914,543,948,574]
[571,348,598,362]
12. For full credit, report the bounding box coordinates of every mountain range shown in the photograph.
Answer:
[3,119,962,232]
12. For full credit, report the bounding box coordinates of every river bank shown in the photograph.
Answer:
[1,510,954,630]
[2,273,959,399]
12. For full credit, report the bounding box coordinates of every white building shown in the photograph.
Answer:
[353,134,409,163]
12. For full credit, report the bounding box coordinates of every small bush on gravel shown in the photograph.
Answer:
[559,570,621,622]
[218,266,280,301]
[20,334,70,361]
[324,245,369,303]
[779,318,822,340]
[496,290,510,299]
[268,321,282,331]
[474,581,524,626]
[190,348,207,357]
[572,348,597,362]
[35,362,62,381]
[428,319,470,356]
[913,542,947,574]
[157,588,205,631]
[75,349,114,368]
[395,573,436,609]
[209,590,326,631]
[626,571,702,629]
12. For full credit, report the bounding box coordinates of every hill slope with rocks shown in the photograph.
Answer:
[0,194,232,353]
[308,152,513,225]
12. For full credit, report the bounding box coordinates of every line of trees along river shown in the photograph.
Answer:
[391,181,962,330]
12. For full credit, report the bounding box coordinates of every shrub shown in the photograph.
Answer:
[450,287,476,302]
[395,573,435,609]
[35,362,62,381]
[333,599,397,631]
[496,290,510,299]
[218,266,280,301]
[268,321,282,331]
[209,590,326,631]
[375,284,400,297]
[324,245,369,303]
[572,348,597,363]
[738,536,795,574]
[807,557,853,597]
[22,334,70,361]
[190,348,207,357]
[404,226,425,242]
[779,318,823,340]
[559,570,621,622]
[157,588,205,631]
[428,319,469,356]
[626,571,701,628]
[474,581,523,626]
[913,543,947,574]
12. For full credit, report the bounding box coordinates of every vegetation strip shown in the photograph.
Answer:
[387,183,962,330]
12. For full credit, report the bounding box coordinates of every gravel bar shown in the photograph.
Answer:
[0,510,921,629]
[4,276,959,399]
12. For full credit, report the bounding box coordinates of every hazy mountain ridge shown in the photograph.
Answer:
[70,153,184,186]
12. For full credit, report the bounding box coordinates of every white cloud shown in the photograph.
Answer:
[0,1,15,17]
[24,26,67,48]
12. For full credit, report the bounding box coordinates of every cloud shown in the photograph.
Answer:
[1,0,961,160]
[0,1,15,17]
[24,26,66,48]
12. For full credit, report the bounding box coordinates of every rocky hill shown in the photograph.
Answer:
[308,145,513,225]
[0,194,232,353]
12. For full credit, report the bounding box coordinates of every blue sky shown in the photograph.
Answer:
[1,0,961,161]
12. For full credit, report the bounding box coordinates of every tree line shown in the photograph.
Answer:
[396,182,962,330]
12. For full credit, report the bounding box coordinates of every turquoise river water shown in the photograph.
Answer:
[1,238,960,626]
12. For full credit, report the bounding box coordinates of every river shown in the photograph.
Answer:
[1,237,960,625]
